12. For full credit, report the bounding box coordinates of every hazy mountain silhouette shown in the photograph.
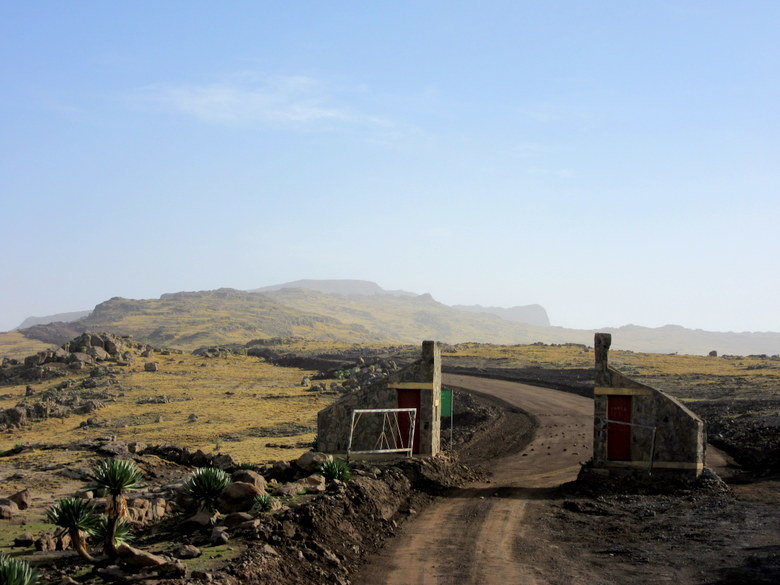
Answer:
[5,280,780,356]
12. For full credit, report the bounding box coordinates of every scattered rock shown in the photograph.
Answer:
[13,533,34,547]
[223,512,253,528]
[218,482,263,513]
[144,362,159,372]
[301,473,326,493]
[0,499,19,518]
[174,543,202,559]
[9,488,31,510]
[295,451,332,473]
[181,510,218,533]
[116,543,168,568]
[210,527,229,545]
[231,469,267,490]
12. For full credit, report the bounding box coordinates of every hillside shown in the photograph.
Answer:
[2,281,780,357]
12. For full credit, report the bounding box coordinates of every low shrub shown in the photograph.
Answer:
[318,459,351,482]
[252,493,275,513]
[185,467,231,511]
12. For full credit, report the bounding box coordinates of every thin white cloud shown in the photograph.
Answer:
[133,76,351,126]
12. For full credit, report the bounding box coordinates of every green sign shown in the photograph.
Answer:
[441,388,453,417]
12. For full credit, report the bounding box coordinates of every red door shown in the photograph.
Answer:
[397,389,421,453]
[607,395,632,460]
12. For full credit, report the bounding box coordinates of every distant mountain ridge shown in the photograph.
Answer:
[16,310,92,330]
[250,279,417,297]
[5,280,780,356]
[453,304,550,327]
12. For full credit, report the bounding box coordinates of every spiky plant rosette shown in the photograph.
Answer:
[92,516,133,549]
[45,497,100,562]
[89,459,143,517]
[45,497,100,535]
[252,492,275,513]
[318,459,351,482]
[185,467,231,511]
[0,554,39,585]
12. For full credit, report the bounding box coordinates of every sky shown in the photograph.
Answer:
[1,1,778,333]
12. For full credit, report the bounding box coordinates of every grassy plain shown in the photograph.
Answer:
[0,353,334,464]
[442,342,780,402]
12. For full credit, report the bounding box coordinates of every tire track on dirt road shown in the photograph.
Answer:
[354,374,594,585]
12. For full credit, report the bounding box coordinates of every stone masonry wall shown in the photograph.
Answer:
[317,341,441,456]
[593,333,705,477]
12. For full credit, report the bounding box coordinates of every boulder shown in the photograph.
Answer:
[223,512,253,528]
[13,533,34,547]
[0,499,19,518]
[173,543,202,559]
[235,518,261,531]
[273,482,306,498]
[155,561,187,578]
[88,346,111,361]
[218,482,263,513]
[302,473,326,494]
[295,451,332,473]
[144,362,158,372]
[69,352,94,365]
[53,347,70,361]
[103,340,117,355]
[127,442,146,454]
[211,453,236,470]
[180,510,217,533]
[231,469,267,490]
[9,489,31,510]
[210,527,229,545]
[116,543,167,568]
[55,532,71,551]
[34,533,56,552]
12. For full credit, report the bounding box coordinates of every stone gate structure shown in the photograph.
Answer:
[593,333,705,477]
[317,341,441,456]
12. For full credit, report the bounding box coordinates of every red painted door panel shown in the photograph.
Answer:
[397,389,421,453]
[607,395,632,460]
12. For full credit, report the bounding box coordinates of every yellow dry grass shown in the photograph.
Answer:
[0,353,337,464]
[0,331,54,360]
[444,342,780,380]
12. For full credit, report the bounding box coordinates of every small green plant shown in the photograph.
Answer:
[185,467,231,511]
[252,492,275,513]
[89,459,142,557]
[46,498,100,562]
[238,462,261,472]
[0,554,39,585]
[318,459,351,482]
[91,516,133,551]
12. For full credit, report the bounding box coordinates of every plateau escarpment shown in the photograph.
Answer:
[4,280,780,356]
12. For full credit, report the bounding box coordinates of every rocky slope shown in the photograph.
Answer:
[5,281,780,356]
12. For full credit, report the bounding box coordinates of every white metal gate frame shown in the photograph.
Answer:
[347,408,417,458]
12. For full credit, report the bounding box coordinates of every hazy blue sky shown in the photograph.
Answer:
[1,2,778,333]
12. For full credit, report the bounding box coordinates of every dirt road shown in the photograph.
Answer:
[354,374,594,585]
